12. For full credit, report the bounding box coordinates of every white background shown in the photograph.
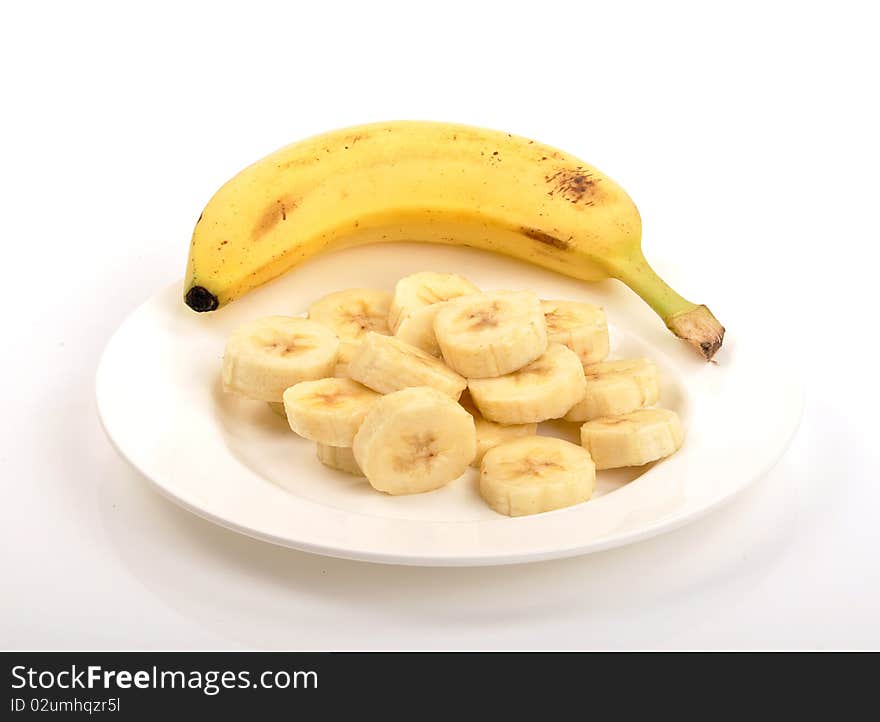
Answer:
[2,1,878,649]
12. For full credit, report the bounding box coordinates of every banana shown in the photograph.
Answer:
[564,358,660,422]
[434,291,547,378]
[479,436,595,517]
[394,304,447,357]
[467,343,587,424]
[308,288,391,341]
[579,408,683,470]
[221,316,339,402]
[541,299,609,365]
[390,271,479,329]
[333,340,360,378]
[282,377,380,446]
[352,387,476,495]
[469,412,536,468]
[184,121,724,360]
[347,331,466,399]
[393,273,481,356]
[316,443,363,476]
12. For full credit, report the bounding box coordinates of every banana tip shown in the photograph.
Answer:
[667,305,725,361]
[185,286,219,312]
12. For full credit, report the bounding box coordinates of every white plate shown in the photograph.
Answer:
[96,243,802,566]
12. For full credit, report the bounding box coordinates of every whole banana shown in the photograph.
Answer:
[184,121,724,359]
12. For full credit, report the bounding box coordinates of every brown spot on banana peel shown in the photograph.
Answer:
[252,197,298,240]
[546,168,600,205]
[520,227,570,250]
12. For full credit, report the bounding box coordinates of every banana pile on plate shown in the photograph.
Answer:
[221,272,683,517]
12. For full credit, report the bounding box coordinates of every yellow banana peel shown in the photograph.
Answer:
[184,121,724,360]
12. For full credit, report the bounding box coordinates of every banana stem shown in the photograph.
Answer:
[609,255,725,360]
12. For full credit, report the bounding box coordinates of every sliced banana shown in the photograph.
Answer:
[353,387,477,495]
[388,272,480,333]
[541,299,610,365]
[467,343,586,424]
[308,288,392,341]
[282,377,380,446]
[565,358,660,422]
[267,402,287,417]
[348,331,467,399]
[394,303,447,357]
[316,443,363,476]
[480,436,595,517]
[434,290,548,378]
[460,393,536,466]
[222,316,339,402]
[332,340,361,378]
[579,408,683,470]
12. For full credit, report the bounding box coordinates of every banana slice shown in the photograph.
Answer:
[460,394,536,466]
[353,387,476,495]
[480,436,595,516]
[348,331,466,399]
[541,299,610,365]
[473,418,538,467]
[282,377,380,446]
[308,288,391,342]
[333,340,361,378]
[222,316,339,402]
[388,272,480,333]
[316,443,363,476]
[467,343,586,424]
[579,408,683,470]
[267,402,287,417]
[394,303,448,356]
[564,358,660,422]
[434,290,548,378]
